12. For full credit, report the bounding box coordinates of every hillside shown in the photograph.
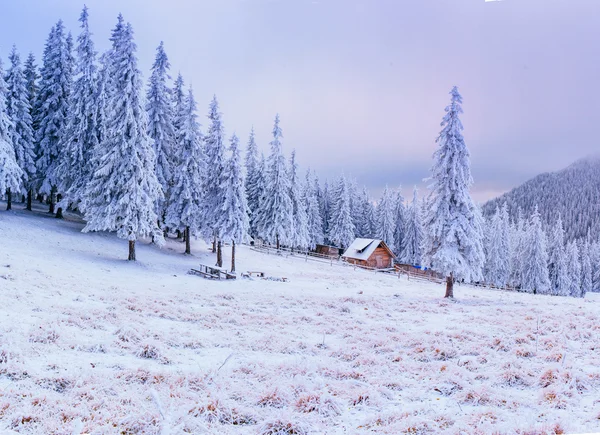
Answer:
[483,156,600,240]
[0,206,599,434]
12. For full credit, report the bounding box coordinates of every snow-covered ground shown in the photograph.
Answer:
[0,205,599,435]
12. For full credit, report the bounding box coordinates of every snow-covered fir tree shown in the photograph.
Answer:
[320,180,331,242]
[521,206,551,294]
[256,114,293,249]
[355,187,375,238]
[171,73,185,134]
[305,170,324,249]
[218,133,250,271]
[83,17,163,261]
[328,175,355,249]
[244,127,262,238]
[146,41,176,221]
[423,86,484,297]
[35,20,73,215]
[5,46,35,210]
[376,185,396,252]
[509,210,527,289]
[393,188,405,256]
[401,186,424,265]
[55,6,99,211]
[0,58,24,205]
[165,87,205,255]
[580,240,592,296]
[547,215,569,296]
[202,95,226,250]
[289,150,309,250]
[591,241,600,292]
[23,53,39,120]
[483,204,510,287]
[566,240,582,297]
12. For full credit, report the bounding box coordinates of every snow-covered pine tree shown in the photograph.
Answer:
[23,53,39,120]
[35,20,73,215]
[256,115,293,249]
[202,95,226,252]
[328,175,355,249]
[305,170,324,249]
[565,240,582,297]
[244,127,261,238]
[289,150,309,250]
[580,240,592,296]
[5,46,35,210]
[483,205,510,287]
[393,188,405,256]
[320,179,331,242]
[376,185,396,252]
[146,41,175,223]
[355,187,374,238]
[0,58,24,204]
[509,210,526,289]
[165,87,205,255]
[591,241,600,293]
[172,73,185,133]
[82,17,163,261]
[251,153,267,241]
[54,6,99,212]
[401,186,424,266]
[219,133,250,271]
[521,206,551,294]
[423,86,484,297]
[547,215,569,296]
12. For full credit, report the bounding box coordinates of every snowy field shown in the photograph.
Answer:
[0,206,599,435]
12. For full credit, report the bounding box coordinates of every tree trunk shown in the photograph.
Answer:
[6,189,11,211]
[37,194,44,203]
[212,233,217,253]
[176,229,181,239]
[276,234,280,250]
[48,186,56,214]
[231,240,236,272]
[128,240,136,261]
[26,190,32,211]
[445,273,454,298]
[185,226,191,255]
[216,240,223,268]
[55,194,63,219]
[21,194,25,202]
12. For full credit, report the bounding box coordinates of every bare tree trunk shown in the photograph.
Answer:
[21,194,25,202]
[128,240,136,261]
[276,234,280,250]
[216,240,223,267]
[48,186,56,214]
[55,194,63,219]
[445,273,454,298]
[185,226,191,255]
[212,233,217,253]
[26,190,32,211]
[6,189,11,211]
[231,240,236,272]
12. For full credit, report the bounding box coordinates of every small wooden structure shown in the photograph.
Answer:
[342,238,395,269]
[395,263,444,281]
[315,244,341,258]
[190,264,236,280]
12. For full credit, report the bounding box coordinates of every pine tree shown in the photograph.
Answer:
[23,53,39,120]
[484,205,510,287]
[509,210,527,289]
[82,17,163,261]
[565,240,582,297]
[244,127,261,238]
[256,114,293,249]
[401,186,424,265]
[172,73,185,134]
[591,241,600,293]
[305,170,324,249]
[165,87,205,255]
[521,206,551,294]
[146,42,175,222]
[376,185,396,251]
[5,46,35,210]
[219,133,250,271]
[328,175,355,249]
[35,20,73,215]
[289,150,309,250]
[580,241,592,296]
[0,58,24,203]
[320,180,331,242]
[393,188,405,256]
[548,215,569,296]
[54,6,99,212]
[424,86,484,297]
[202,95,226,251]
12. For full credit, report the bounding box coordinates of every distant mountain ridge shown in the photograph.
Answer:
[483,155,600,241]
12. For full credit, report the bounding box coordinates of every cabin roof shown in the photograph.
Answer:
[341,238,395,261]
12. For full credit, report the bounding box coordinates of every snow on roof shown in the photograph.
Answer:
[342,238,395,261]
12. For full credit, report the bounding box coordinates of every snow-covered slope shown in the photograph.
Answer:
[0,206,599,434]
[483,155,600,241]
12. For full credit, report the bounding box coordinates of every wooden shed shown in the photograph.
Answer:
[342,238,395,269]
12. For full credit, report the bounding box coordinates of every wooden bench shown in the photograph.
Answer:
[189,264,236,280]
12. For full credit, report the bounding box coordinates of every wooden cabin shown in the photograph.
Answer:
[315,244,342,258]
[342,238,395,269]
